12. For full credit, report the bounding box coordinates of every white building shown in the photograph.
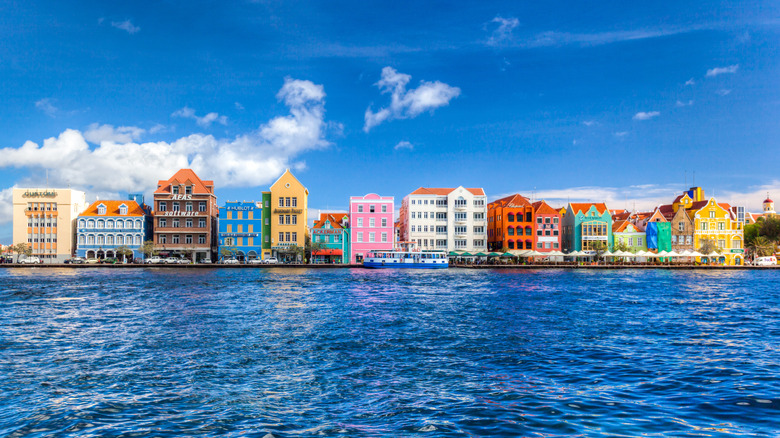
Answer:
[399,187,487,253]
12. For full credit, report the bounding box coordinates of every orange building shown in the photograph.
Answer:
[487,194,536,251]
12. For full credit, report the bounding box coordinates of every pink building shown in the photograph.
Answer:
[349,193,394,264]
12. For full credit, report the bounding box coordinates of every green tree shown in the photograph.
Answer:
[220,246,237,261]
[590,241,607,262]
[744,222,761,247]
[759,216,780,243]
[139,240,157,259]
[305,234,325,263]
[289,244,305,263]
[12,242,32,262]
[748,236,775,257]
[613,240,631,253]
[115,245,134,263]
[698,237,717,255]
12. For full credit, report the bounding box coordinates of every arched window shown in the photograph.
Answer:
[116,220,123,229]
[525,226,532,235]
[97,220,105,229]
[134,235,141,245]
[107,220,115,229]
[79,235,85,245]
[87,219,95,229]
[79,219,86,228]
[106,235,114,245]
[507,213,515,222]
[97,235,105,245]
[135,220,141,229]
[507,227,515,236]
[516,226,523,236]
[525,240,533,249]
[117,235,124,245]
[87,235,95,245]
[508,240,515,249]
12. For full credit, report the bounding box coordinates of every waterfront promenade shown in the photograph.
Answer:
[0,263,776,270]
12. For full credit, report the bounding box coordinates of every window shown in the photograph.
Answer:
[172,202,180,212]
[709,211,715,218]
[411,200,416,205]
[545,217,551,224]
[172,186,179,194]
[265,218,269,225]
[474,226,484,234]
[292,198,297,207]
[185,235,193,244]
[159,218,167,227]
[159,235,167,244]
[718,222,725,231]
[718,239,726,248]
[455,226,467,234]
[199,202,206,212]
[285,197,291,207]
[173,219,180,228]
[436,198,448,207]
[186,218,193,228]
[279,198,284,207]
[474,239,484,247]
[199,218,206,228]
[455,212,467,221]
[278,232,284,243]
[172,235,180,244]
[369,233,375,242]
[381,218,387,227]
[686,236,692,244]
[381,232,388,242]
[186,202,193,212]
[291,215,297,225]
[455,197,467,207]
[474,199,485,207]
[474,212,484,221]
[357,233,363,242]
[158,202,167,211]
[672,235,678,244]
[185,186,192,195]
[381,205,387,213]
[369,218,375,228]
[508,213,515,222]
[508,227,515,236]
[370,205,375,213]
[455,239,467,248]
[411,212,416,219]
[436,226,447,234]
[638,237,643,246]
[285,232,291,242]
[357,218,363,227]
[701,222,707,231]
[358,205,364,213]
[198,235,206,244]
[292,232,297,242]
[437,212,447,220]
[423,226,428,232]
[279,216,285,225]
[119,205,127,215]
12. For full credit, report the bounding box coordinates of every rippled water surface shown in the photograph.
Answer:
[1,268,778,437]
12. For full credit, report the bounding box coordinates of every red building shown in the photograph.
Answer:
[152,169,218,261]
[487,194,535,251]
[532,200,562,252]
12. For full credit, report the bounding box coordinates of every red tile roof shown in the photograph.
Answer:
[491,194,531,208]
[532,200,559,215]
[410,187,485,196]
[155,169,214,195]
[569,202,609,215]
[313,212,348,229]
[80,200,146,217]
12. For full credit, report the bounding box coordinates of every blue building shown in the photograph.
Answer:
[218,201,264,261]
[76,194,152,260]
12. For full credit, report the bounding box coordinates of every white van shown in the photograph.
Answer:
[754,256,777,266]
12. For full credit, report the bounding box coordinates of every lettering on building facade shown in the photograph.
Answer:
[23,190,58,198]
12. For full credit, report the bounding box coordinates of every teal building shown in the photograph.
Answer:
[310,213,350,264]
[562,203,614,252]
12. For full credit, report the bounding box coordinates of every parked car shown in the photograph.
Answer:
[19,256,42,264]
[248,258,264,264]
[754,256,777,266]
[200,258,213,264]
[85,258,100,264]
[163,257,181,264]
[263,257,278,264]
[102,258,118,264]
[177,258,192,264]
[222,258,240,265]
[145,256,163,264]
[64,257,86,264]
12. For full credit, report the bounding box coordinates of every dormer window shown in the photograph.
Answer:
[185,185,192,195]
[97,204,106,215]
[172,185,179,194]
[119,204,128,215]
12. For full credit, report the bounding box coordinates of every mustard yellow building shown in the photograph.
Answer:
[269,169,308,262]
[670,187,743,265]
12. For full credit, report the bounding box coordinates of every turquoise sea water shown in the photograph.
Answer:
[0,268,778,436]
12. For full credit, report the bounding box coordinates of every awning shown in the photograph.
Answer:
[313,249,343,256]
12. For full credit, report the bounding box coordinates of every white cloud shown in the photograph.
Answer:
[582,120,596,126]
[235,102,244,110]
[0,78,329,221]
[676,100,694,107]
[633,111,660,120]
[35,98,58,117]
[364,67,460,132]
[684,78,695,86]
[84,123,145,144]
[716,89,732,96]
[394,141,413,150]
[149,124,168,134]
[111,20,140,34]
[706,64,738,77]
[613,131,629,138]
[172,107,228,127]
[487,16,520,46]
[0,187,14,224]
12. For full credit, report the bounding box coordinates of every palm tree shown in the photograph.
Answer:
[748,236,775,257]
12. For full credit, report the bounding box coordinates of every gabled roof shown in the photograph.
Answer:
[569,202,609,215]
[532,200,559,215]
[270,169,309,194]
[612,211,632,221]
[313,212,348,229]
[80,200,146,217]
[490,193,531,208]
[410,187,485,196]
[155,169,214,195]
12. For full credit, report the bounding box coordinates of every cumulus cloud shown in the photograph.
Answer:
[613,131,629,138]
[633,111,660,120]
[172,107,228,127]
[684,78,695,86]
[676,100,694,107]
[111,19,140,34]
[364,67,460,132]
[84,123,146,144]
[35,98,59,117]
[487,16,520,46]
[706,64,739,77]
[582,120,596,126]
[716,89,732,96]
[235,102,245,110]
[0,78,329,221]
[394,141,413,150]
[0,187,14,224]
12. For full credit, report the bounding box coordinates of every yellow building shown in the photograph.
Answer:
[269,169,308,262]
[12,188,87,262]
[689,197,744,265]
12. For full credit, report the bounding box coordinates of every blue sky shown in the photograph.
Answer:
[1,1,778,242]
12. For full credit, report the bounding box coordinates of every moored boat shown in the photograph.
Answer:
[362,250,449,269]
